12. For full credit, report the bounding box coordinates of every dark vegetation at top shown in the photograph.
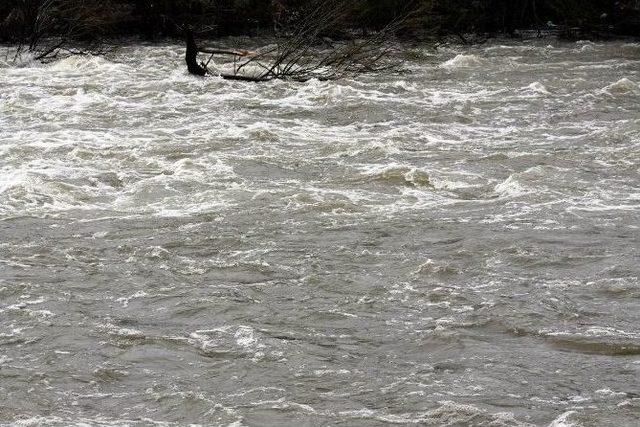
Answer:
[0,1,638,64]
[1,1,638,43]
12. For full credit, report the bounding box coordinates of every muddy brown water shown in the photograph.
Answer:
[1,39,639,426]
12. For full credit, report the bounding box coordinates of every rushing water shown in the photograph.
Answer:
[0,39,639,426]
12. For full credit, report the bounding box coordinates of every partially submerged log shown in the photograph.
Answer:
[219,74,271,82]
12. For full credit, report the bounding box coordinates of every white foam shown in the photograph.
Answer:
[10,415,187,426]
[234,326,258,348]
[540,326,640,340]
[100,323,145,338]
[115,291,148,307]
[340,401,527,425]
[525,82,551,95]
[595,388,627,398]
[188,325,267,357]
[494,175,529,198]
[602,78,640,95]
[548,411,579,427]
[440,54,484,70]
[314,369,351,376]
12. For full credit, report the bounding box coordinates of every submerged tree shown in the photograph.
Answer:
[189,0,419,82]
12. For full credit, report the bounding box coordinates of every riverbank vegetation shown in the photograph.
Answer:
[1,1,638,62]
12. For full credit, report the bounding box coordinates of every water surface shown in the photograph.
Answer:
[1,40,639,426]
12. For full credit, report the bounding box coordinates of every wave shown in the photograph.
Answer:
[0,172,95,216]
[523,81,551,95]
[8,415,195,426]
[494,175,530,198]
[439,54,485,70]
[0,296,53,319]
[359,164,433,188]
[338,401,531,426]
[285,189,367,215]
[538,326,640,356]
[549,411,579,427]
[602,78,640,96]
[620,43,640,55]
[493,165,570,199]
[48,55,126,74]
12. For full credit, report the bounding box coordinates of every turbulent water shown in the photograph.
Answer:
[1,39,639,426]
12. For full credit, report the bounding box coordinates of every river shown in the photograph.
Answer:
[1,39,639,426]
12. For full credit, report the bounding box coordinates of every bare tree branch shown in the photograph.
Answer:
[217,0,417,82]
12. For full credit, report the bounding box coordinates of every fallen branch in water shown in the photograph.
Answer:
[186,0,419,82]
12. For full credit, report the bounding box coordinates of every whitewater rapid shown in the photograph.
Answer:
[1,39,639,426]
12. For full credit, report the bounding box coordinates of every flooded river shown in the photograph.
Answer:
[1,39,639,426]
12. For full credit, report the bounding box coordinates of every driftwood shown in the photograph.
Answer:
[219,74,270,82]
